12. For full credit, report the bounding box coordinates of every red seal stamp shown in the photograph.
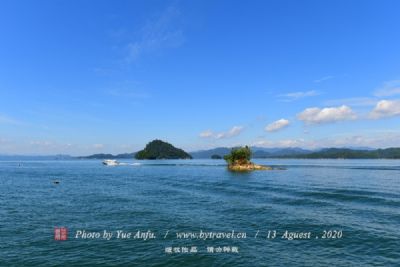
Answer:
[54,227,68,241]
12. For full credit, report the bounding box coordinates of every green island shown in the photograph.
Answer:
[134,139,192,160]
[223,146,272,171]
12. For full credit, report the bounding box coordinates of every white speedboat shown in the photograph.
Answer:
[102,159,119,166]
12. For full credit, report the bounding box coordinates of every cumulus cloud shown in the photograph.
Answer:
[278,90,320,102]
[215,126,244,139]
[199,126,244,139]
[265,119,290,132]
[297,105,356,124]
[369,99,400,119]
[374,80,400,97]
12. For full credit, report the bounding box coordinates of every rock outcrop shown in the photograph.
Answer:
[228,161,272,171]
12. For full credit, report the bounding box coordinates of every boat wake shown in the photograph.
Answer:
[118,162,142,166]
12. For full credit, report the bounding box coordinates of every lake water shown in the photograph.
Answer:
[0,159,399,266]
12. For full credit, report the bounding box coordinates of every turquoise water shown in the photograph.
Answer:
[0,159,399,266]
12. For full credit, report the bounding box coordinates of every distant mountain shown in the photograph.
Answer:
[79,153,114,159]
[78,146,400,160]
[252,147,312,158]
[115,153,137,158]
[190,147,311,159]
[135,139,192,160]
[341,146,375,151]
[190,146,400,159]
[0,154,73,160]
[190,147,231,159]
[285,147,400,159]
[78,153,136,159]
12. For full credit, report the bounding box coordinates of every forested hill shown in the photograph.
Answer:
[135,140,192,160]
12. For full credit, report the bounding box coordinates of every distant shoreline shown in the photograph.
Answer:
[2,146,400,160]
[74,147,400,160]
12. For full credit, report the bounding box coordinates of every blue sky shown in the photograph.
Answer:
[1,0,400,155]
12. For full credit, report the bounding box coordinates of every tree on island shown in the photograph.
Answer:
[223,146,252,165]
[211,154,222,159]
[224,146,271,171]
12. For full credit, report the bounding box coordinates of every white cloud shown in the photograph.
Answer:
[93,144,105,149]
[297,105,357,124]
[323,79,400,107]
[265,119,290,132]
[0,114,22,125]
[30,140,53,147]
[253,139,307,148]
[374,80,400,97]
[253,132,400,149]
[369,99,400,119]
[125,4,184,62]
[199,126,244,139]
[278,90,320,102]
[314,76,334,83]
[323,97,377,107]
[199,130,213,138]
[215,126,244,139]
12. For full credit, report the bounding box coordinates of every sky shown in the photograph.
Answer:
[1,0,400,155]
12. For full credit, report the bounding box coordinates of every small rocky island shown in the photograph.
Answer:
[135,139,192,160]
[224,146,272,171]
